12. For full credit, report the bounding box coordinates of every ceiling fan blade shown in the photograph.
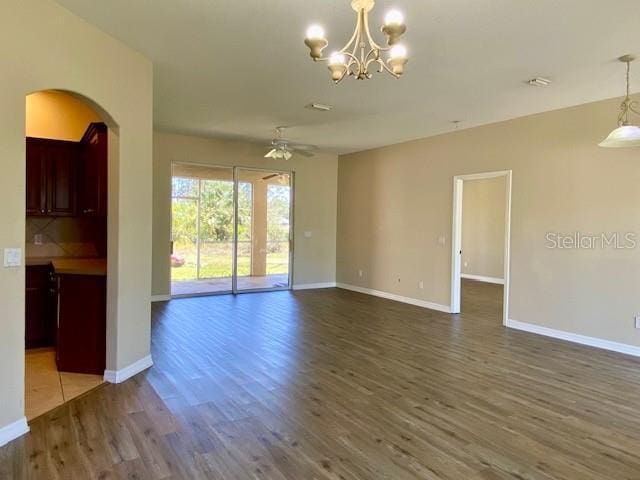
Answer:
[264,149,277,158]
[295,150,315,158]
[262,173,280,180]
[290,144,317,151]
[284,151,293,161]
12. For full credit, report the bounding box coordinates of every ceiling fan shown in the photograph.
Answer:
[264,127,316,160]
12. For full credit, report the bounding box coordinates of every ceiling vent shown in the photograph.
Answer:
[305,103,333,112]
[527,77,552,87]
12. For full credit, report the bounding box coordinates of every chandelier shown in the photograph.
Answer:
[304,0,408,83]
[599,55,640,148]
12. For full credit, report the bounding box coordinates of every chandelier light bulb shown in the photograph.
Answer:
[385,9,404,26]
[329,52,346,66]
[390,44,408,60]
[306,25,326,40]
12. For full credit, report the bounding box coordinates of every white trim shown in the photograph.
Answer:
[151,294,171,302]
[292,282,337,290]
[451,170,512,328]
[0,417,29,447]
[460,274,504,285]
[506,319,640,358]
[104,355,153,384]
[337,283,451,313]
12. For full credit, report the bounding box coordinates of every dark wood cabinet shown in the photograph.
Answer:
[26,122,107,218]
[56,273,106,375]
[25,265,56,348]
[78,123,108,217]
[47,141,77,216]
[26,142,47,216]
[26,138,78,217]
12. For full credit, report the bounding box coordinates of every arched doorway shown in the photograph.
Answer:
[24,90,116,420]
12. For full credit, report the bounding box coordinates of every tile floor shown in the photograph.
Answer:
[25,348,104,421]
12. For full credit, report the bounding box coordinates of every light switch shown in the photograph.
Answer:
[34,234,44,245]
[438,235,447,246]
[4,248,22,267]
[304,231,313,238]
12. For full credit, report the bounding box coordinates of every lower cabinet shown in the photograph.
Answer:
[25,265,56,348]
[56,274,106,375]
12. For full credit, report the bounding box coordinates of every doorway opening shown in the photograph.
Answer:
[170,163,293,297]
[24,90,110,420]
[451,171,512,325]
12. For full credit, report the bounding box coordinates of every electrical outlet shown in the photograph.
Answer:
[463,261,468,268]
[635,316,640,329]
[358,269,363,278]
[419,280,424,289]
[34,233,44,245]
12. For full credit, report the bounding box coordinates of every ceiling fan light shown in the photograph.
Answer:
[599,125,640,148]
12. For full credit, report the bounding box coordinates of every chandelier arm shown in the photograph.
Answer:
[629,100,640,117]
[364,51,381,71]
[376,58,400,78]
[362,9,384,51]
[338,8,363,57]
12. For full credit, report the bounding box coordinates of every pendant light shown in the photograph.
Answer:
[599,55,640,148]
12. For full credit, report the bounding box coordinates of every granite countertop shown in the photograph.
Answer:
[26,257,107,276]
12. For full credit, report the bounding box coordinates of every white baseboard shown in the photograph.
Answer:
[461,274,505,285]
[104,355,153,384]
[506,319,640,358]
[0,417,29,447]
[151,294,171,302]
[336,283,451,313]
[292,282,337,291]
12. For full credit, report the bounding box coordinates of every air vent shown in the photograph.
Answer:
[527,77,552,87]
[305,103,333,112]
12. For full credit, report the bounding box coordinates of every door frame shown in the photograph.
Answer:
[450,170,512,325]
[170,161,295,297]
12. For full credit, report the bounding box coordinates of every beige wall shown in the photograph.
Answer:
[26,90,102,141]
[153,132,338,296]
[0,0,153,432]
[461,177,506,279]
[338,94,640,347]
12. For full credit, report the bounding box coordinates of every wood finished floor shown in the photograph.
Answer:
[2,281,640,479]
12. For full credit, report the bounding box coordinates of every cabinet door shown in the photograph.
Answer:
[78,124,108,216]
[56,274,106,375]
[26,140,46,216]
[25,266,55,348]
[46,142,77,216]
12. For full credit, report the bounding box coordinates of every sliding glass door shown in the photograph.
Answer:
[171,164,293,296]
[234,168,293,292]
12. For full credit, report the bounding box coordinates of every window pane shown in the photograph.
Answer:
[172,176,198,197]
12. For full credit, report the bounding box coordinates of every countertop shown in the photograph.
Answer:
[26,257,107,276]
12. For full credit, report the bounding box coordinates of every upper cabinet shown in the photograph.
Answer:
[26,138,78,217]
[26,122,107,218]
[77,123,108,217]
[25,141,47,216]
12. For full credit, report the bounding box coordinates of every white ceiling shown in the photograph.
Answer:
[56,0,640,154]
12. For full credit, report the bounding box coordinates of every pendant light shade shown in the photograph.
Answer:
[599,54,640,148]
[599,125,640,148]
